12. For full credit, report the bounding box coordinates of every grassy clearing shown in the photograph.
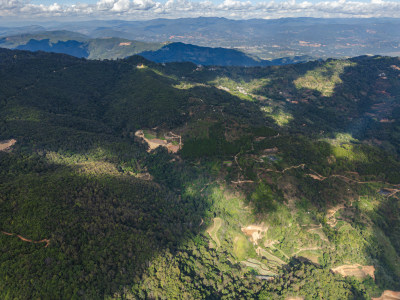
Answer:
[207,217,222,248]
[233,235,253,260]
[296,250,322,265]
[45,151,120,176]
[143,131,157,140]
[332,144,368,162]
[331,264,375,280]
[208,76,270,101]
[241,259,277,276]
[260,106,293,126]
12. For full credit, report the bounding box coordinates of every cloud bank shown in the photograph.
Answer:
[1,0,400,20]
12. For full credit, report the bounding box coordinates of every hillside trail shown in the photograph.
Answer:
[235,150,399,191]
[268,163,400,198]
[232,164,306,184]
[307,168,400,189]
[326,204,346,227]
[304,224,329,242]
[232,157,398,229]
[1,230,50,247]
[293,246,322,255]
[266,244,290,260]
[265,164,306,174]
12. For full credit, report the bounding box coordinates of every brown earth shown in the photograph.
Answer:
[391,65,400,71]
[307,167,394,186]
[1,231,50,247]
[135,130,180,153]
[372,290,400,300]
[331,264,375,279]
[167,144,180,153]
[307,173,327,181]
[241,224,268,245]
[0,139,16,151]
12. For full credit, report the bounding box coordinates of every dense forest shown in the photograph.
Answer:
[0,48,399,299]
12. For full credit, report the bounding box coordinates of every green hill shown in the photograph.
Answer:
[0,48,399,299]
[138,42,311,66]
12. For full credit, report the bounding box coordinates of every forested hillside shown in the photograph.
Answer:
[0,48,399,299]
[138,42,310,67]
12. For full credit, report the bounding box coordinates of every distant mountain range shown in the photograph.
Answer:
[1,17,399,59]
[0,31,312,66]
[1,17,400,64]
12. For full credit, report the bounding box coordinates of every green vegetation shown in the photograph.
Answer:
[0,48,400,298]
[294,60,355,96]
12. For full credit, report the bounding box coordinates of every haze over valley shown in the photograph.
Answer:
[1,18,400,63]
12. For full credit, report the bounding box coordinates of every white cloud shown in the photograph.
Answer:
[218,0,252,10]
[1,0,400,19]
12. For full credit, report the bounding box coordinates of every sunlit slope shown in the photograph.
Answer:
[0,48,399,299]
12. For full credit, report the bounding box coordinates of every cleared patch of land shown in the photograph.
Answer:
[46,152,153,179]
[233,235,252,260]
[295,250,321,264]
[331,264,375,279]
[135,130,180,153]
[0,139,16,151]
[241,223,268,245]
[372,290,400,300]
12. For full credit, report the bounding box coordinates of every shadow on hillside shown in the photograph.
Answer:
[0,50,271,298]
[0,136,210,298]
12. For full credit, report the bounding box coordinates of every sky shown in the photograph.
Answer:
[1,0,400,21]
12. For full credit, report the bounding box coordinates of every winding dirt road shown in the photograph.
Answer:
[1,231,50,248]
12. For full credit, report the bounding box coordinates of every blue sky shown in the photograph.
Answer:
[2,0,400,21]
